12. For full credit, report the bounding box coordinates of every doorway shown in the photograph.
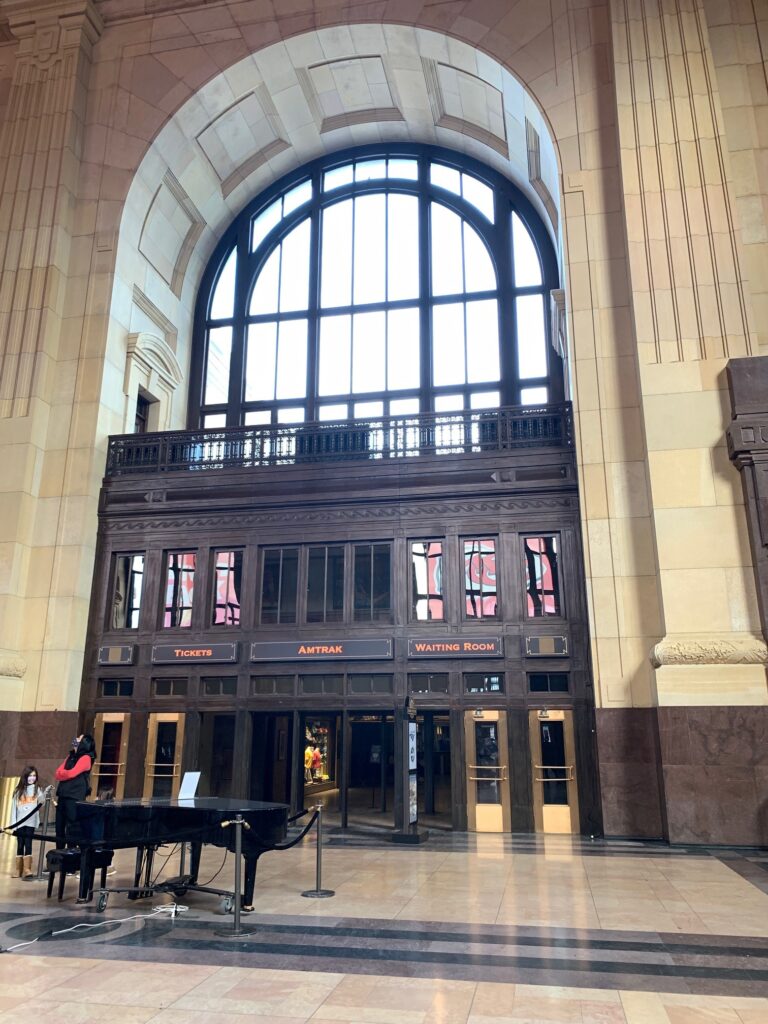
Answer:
[346,713,395,830]
[92,713,130,800]
[250,712,292,804]
[143,713,185,799]
[464,709,511,832]
[198,713,236,797]
[529,709,580,833]
[417,711,453,829]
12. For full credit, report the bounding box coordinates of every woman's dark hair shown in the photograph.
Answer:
[76,734,97,760]
[13,765,40,800]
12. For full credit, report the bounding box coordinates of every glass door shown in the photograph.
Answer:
[92,713,131,799]
[529,709,579,833]
[143,713,185,799]
[463,709,511,832]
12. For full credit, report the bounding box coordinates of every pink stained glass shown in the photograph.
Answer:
[214,551,241,626]
[163,552,196,628]
[464,539,497,618]
[524,536,559,616]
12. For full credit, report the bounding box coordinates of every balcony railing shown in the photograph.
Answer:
[105,404,573,476]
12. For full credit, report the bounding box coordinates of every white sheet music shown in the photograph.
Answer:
[178,771,201,801]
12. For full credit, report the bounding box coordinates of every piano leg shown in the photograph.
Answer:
[77,848,94,903]
[188,841,202,884]
[242,852,259,910]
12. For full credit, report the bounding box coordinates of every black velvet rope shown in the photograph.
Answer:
[1,801,43,833]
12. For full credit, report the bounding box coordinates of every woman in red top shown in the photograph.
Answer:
[54,734,96,849]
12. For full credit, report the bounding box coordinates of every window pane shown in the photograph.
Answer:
[261,548,298,624]
[524,536,561,616]
[512,212,542,286]
[387,307,420,390]
[431,203,463,296]
[387,158,418,180]
[466,299,500,384]
[410,541,443,621]
[461,174,494,221]
[521,386,548,405]
[212,550,242,626]
[409,673,449,693]
[434,393,463,411]
[319,403,348,421]
[204,413,226,428]
[324,164,354,191]
[355,159,386,181]
[163,552,196,628]
[245,410,271,425]
[354,543,391,622]
[111,554,144,629]
[251,198,281,251]
[283,179,312,215]
[463,222,495,292]
[319,315,351,396]
[277,406,304,423]
[464,538,498,618]
[432,302,465,386]
[390,398,419,415]
[470,391,500,409]
[321,200,353,307]
[246,323,277,401]
[279,218,310,312]
[250,248,280,315]
[353,310,385,392]
[517,294,548,379]
[430,163,461,195]
[307,546,344,623]
[205,326,232,405]
[465,673,504,693]
[276,319,307,399]
[354,194,386,305]
[210,247,237,320]
[354,400,382,418]
[387,193,419,301]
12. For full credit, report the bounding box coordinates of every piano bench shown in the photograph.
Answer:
[46,847,114,902]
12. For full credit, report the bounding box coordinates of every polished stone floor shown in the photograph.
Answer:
[0,830,766,1022]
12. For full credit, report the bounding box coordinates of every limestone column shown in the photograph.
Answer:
[0,0,102,725]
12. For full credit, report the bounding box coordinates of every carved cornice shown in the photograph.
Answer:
[0,654,26,678]
[1,0,102,65]
[650,636,768,668]
[104,494,577,533]
[727,416,768,468]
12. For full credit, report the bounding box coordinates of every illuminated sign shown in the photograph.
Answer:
[250,639,392,661]
[407,637,503,657]
[152,643,238,664]
[98,645,135,666]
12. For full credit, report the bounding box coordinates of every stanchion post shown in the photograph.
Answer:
[214,815,257,938]
[31,788,53,882]
[301,803,335,898]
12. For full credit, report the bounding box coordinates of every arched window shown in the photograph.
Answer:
[191,145,561,429]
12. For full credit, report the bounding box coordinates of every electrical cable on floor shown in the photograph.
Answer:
[0,902,188,954]
[147,843,180,886]
[195,848,228,886]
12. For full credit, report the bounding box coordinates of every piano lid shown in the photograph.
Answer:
[81,797,290,812]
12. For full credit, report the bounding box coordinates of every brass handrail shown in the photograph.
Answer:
[469,764,508,781]
[534,764,574,782]
[93,760,126,777]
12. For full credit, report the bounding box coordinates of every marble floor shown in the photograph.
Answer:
[0,830,766,1023]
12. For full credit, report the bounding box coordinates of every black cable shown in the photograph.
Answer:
[148,843,180,886]
[195,848,228,887]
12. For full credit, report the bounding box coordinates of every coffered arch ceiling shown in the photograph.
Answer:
[112,25,562,425]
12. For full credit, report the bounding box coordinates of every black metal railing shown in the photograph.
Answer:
[105,404,573,476]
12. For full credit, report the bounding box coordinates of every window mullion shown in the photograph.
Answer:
[229,221,250,425]
[418,160,432,411]
[306,171,322,422]
[496,204,517,406]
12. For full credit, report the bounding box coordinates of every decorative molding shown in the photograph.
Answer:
[297,56,403,135]
[131,286,178,351]
[650,636,768,667]
[196,85,290,199]
[125,332,183,391]
[423,59,507,157]
[525,119,558,233]
[104,495,577,533]
[0,654,26,678]
[139,170,204,298]
[2,0,102,64]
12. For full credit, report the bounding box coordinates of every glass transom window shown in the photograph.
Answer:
[193,146,560,428]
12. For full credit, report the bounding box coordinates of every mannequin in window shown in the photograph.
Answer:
[304,744,313,783]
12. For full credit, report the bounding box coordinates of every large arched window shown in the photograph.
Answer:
[190,145,561,429]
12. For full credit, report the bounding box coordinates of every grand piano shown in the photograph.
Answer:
[67,797,291,910]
